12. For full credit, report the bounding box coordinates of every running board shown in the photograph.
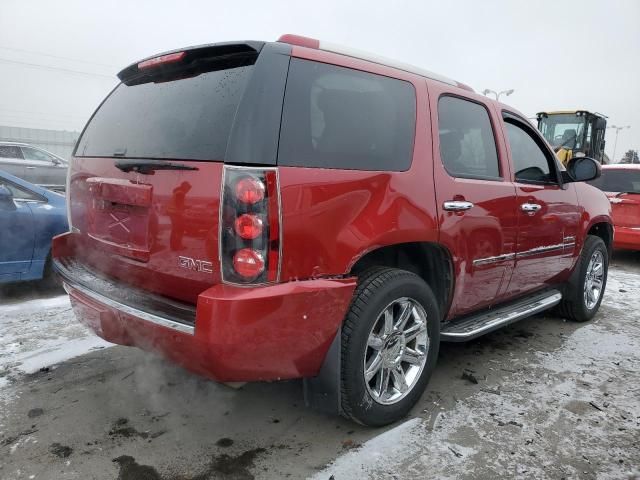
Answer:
[441,289,562,342]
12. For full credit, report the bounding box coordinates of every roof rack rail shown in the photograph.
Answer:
[278,34,473,92]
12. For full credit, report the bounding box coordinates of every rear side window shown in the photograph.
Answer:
[76,64,255,160]
[278,59,416,171]
[0,145,23,160]
[437,96,500,180]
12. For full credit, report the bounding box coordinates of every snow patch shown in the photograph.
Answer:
[0,292,113,399]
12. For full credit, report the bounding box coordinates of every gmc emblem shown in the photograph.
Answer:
[178,256,213,274]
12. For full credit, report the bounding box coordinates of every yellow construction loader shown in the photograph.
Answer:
[536,110,609,165]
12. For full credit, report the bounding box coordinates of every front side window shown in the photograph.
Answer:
[22,147,57,162]
[0,145,23,160]
[437,96,500,180]
[504,118,556,184]
[278,59,416,171]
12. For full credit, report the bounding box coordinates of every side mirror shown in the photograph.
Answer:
[0,185,16,211]
[565,157,601,183]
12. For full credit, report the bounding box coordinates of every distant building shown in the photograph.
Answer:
[0,125,80,160]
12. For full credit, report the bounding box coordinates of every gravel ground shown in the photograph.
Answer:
[1,252,639,479]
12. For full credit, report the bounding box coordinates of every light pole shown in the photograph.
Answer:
[482,88,514,102]
[609,125,631,163]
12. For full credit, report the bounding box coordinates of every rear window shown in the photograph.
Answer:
[278,59,416,171]
[76,63,255,160]
[589,169,640,194]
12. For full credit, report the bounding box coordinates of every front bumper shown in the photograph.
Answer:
[613,226,640,251]
[53,232,357,382]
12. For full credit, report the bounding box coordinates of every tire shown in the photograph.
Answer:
[340,267,440,427]
[557,235,608,322]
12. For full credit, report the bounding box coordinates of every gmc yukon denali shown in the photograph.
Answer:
[53,35,613,426]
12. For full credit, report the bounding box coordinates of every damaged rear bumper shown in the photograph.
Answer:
[52,232,356,382]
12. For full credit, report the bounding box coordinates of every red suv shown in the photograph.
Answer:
[54,35,613,426]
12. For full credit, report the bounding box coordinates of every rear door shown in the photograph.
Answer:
[0,178,36,275]
[0,145,26,179]
[20,146,67,187]
[500,112,580,295]
[431,89,518,317]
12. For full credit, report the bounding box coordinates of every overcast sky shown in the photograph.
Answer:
[1,0,638,161]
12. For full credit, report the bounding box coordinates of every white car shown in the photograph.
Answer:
[0,142,68,192]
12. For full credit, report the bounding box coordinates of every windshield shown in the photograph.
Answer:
[538,113,585,150]
[588,169,640,193]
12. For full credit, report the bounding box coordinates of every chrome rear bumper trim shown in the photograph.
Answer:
[62,280,195,335]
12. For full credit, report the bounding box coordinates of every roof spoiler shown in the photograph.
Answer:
[117,41,264,84]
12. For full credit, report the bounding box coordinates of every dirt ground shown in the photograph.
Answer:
[1,252,639,479]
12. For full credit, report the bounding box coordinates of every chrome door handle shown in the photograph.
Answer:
[25,166,36,169]
[521,203,542,212]
[443,200,474,211]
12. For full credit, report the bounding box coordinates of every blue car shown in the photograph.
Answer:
[0,170,68,284]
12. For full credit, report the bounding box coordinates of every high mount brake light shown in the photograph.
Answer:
[138,51,186,70]
[220,166,281,284]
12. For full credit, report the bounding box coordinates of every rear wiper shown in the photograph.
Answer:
[615,191,640,197]
[115,159,199,174]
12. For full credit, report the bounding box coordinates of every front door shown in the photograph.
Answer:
[431,92,518,318]
[20,146,66,186]
[501,112,580,295]
[0,179,35,275]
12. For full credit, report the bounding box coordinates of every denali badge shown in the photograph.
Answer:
[178,256,213,273]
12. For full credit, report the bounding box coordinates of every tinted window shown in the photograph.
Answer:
[437,96,500,179]
[22,147,57,162]
[0,145,23,159]
[589,169,640,194]
[76,65,254,160]
[504,120,555,183]
[278,59,416,171]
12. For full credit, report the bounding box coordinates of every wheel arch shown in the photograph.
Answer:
[586,220,614,256]
[348,241,454,318]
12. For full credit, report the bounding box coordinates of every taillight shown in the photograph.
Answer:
[235,177,265,205]
[234,214,263,240]
[233,248,265,278]
[220,166,281,284]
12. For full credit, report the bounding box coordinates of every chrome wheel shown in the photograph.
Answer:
[363,297,429,405]
[584,250,605,310]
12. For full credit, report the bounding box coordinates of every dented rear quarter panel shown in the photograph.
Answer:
[279,46,438,281]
